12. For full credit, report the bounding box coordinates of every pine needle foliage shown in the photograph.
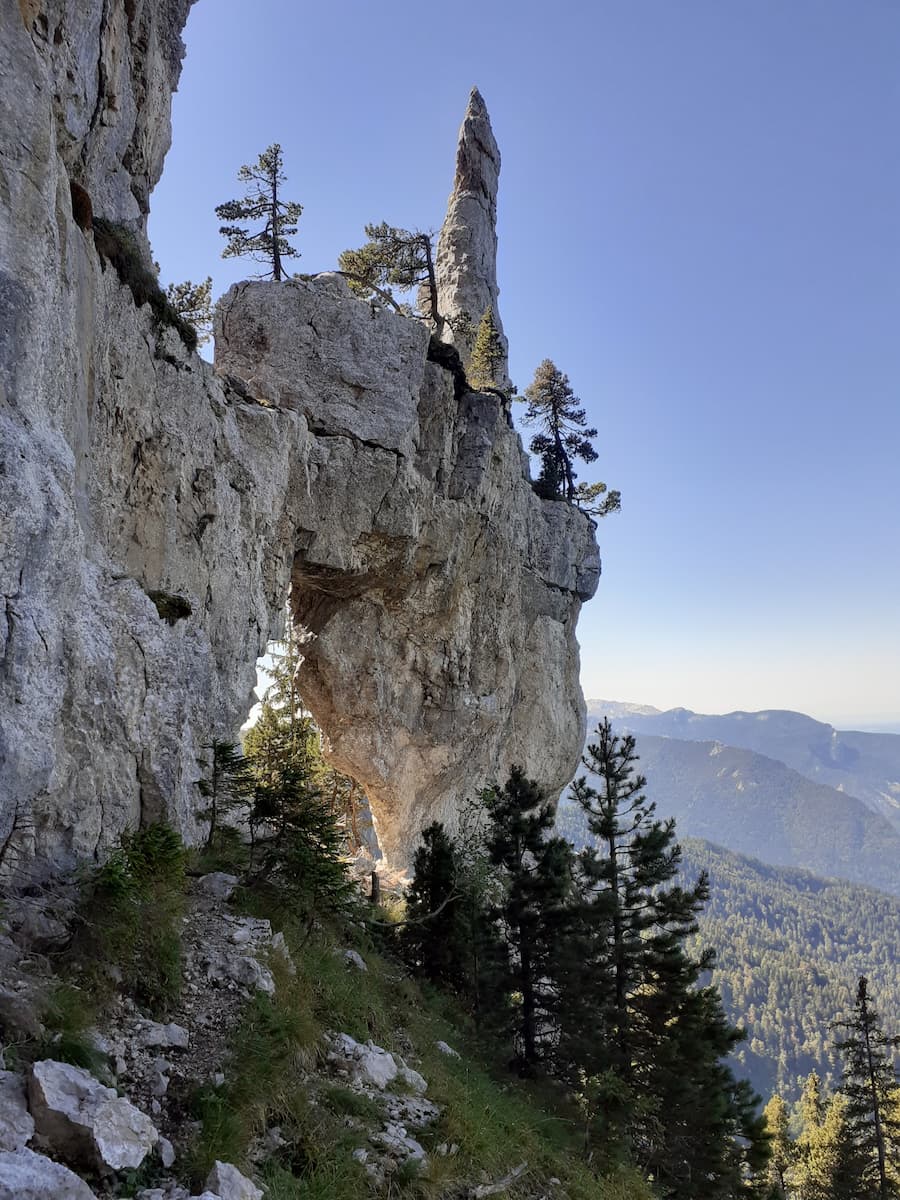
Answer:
[164,276,214,345]
[833,976,900,1199]
[338,222,439,326]
[216,144,302,281]
[467,305,505,391]
[522,359,620,515]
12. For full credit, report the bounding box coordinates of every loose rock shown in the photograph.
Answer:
[0,1071,34,1151]
[0,1147,98,1200]
[27,1060,157,1172]
[204,1159,264,1200]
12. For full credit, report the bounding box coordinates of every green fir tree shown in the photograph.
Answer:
[467,305,505,391]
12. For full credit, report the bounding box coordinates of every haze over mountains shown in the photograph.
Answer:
[587,701,900,832]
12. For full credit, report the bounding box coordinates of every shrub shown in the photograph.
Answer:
[76,823,186,1014]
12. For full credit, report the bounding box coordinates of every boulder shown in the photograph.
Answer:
[327,1033,397,1090]
[27,1060,157,1172]
[436,1040,460,1058]
[0,1147,98,1199]
[204,1159,264,1200]
[0,1071,33,1151]
[136,1020,190,1050]
[195,873,239,900]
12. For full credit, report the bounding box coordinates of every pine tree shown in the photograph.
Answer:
[833,976,900,1200]
[216,144,302,280]
[483,768,575,1071]
[164,277,213,345]
[571,718,769,1190]
[338,223,440,329]
[467,305,505,391]
[795,1092,870,1200]
[522,359,620,513]
[763,1095,795,1198]
[402,822,468,989]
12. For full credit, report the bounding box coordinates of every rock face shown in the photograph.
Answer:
[432,87,509,387]
[0,5,599,876]
[216,279,598,862]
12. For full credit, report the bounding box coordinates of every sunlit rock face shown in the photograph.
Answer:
[215,278,599,863]
[432,87,510,389]
[0,4,599,876]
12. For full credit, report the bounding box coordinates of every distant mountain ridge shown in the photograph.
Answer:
[586,700,900,831]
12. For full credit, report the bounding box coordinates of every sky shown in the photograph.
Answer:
[149,0,900,730]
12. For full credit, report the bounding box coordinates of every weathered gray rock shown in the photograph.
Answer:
[432,87,509,386]
[0,1072,33,1151]
[0,2,599,876]
[436,1040,460,1058]
[27,1060,157,1172]
[371,1120,427,1163]
[337,948,368,972]
[195,873,240,901]
[215,281,598,865]
[327,1033,398,1090]
[0,1147,98,1200]
[204,1159,264,1200]
[136,1020,189,1051]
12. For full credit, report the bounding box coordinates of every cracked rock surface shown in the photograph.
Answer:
[0,2,599,875]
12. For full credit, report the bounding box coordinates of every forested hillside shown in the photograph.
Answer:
[556,798,900,1102]
[587,701,900,830]
[570,731,900,894]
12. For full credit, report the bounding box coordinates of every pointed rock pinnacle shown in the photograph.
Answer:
[433,87,509,389]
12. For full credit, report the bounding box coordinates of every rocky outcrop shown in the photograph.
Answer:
[0,4,599,876]
[215,278,598,862]
[432,87,509,387]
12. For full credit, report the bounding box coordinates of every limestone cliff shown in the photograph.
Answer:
[0,1,600,876]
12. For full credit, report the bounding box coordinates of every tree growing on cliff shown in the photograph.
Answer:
[164,276,213,345]
[216,144,302,281]
[467,305,505,391]
[522,360,620,516]
[338,222,439,323]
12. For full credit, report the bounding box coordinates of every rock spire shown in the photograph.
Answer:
[433,87,510,389]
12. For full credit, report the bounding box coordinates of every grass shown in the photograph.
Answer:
[187,887,654,1200]
[65,823,187,1016]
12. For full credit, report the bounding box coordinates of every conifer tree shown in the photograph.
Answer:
[794,1092,870,1200]
[571,719,769,1189]
[338,223,440,329]
[197,739,253,850]
[467,305,505,391]
[522,359,620,515]
[483,768,575,1071]
[216,144,302,280]
[164,276,213,345]
[402,822,468,989]
[833,976,900,1200]
[763,1094,795,1198]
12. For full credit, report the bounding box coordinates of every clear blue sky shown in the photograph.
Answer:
[150,0,900,729]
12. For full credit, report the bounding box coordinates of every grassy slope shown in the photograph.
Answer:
[188,890,651,1200]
